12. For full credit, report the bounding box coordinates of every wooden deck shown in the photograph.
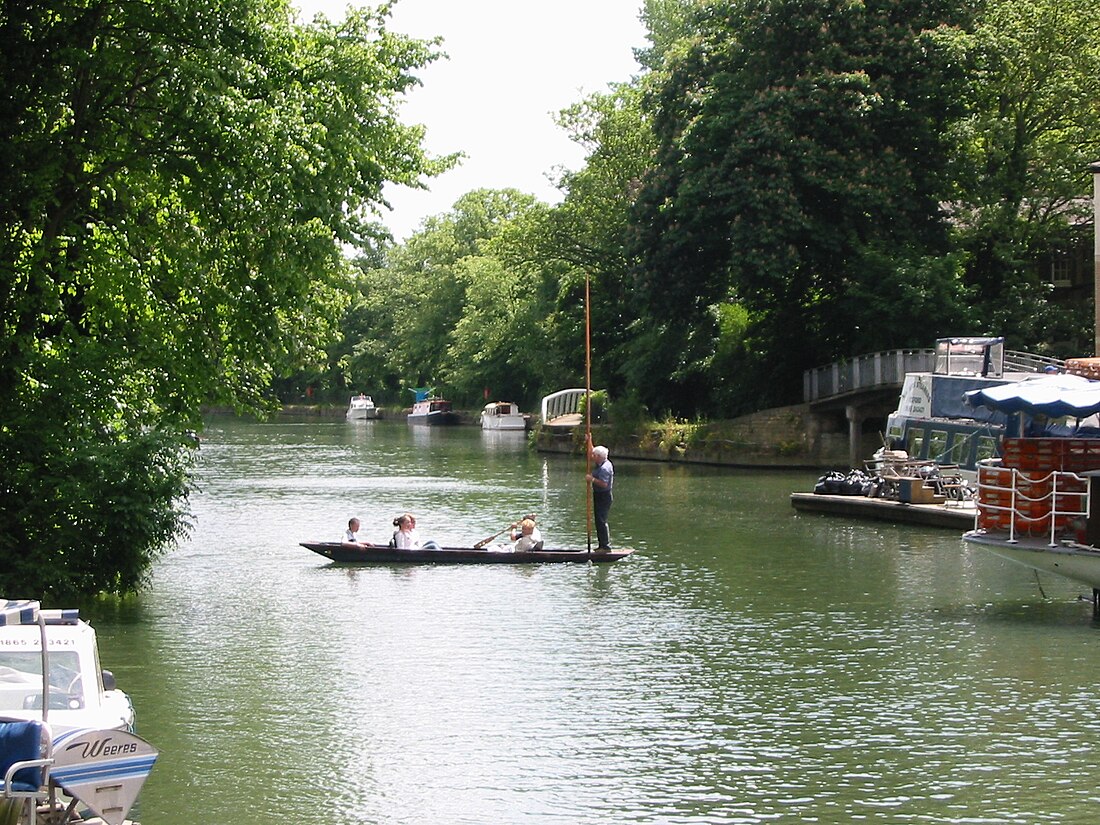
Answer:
[790,492,977,530]
[543,412,583,429]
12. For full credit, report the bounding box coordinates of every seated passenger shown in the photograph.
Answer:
[512,518,542,552]
[391,513,440,550]
[509,513,543,545]
[343,518,373,547]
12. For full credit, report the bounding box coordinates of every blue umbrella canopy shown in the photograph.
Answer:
[964,374,1100,418]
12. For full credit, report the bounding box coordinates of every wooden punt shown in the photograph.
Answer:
[300,541,634,565]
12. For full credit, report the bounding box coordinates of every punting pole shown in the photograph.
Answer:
[585,270,593,553]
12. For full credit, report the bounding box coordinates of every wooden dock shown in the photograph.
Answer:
[790,492,976,530]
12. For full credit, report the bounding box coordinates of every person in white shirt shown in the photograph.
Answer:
[512,518,542,552]
[391,513,440,550]
[343,517,373,547]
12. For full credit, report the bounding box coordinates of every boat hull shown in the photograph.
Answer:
[963,530,1100,590]
[481,417,526,431]
[301,542,633,564]
[407,411,459,426]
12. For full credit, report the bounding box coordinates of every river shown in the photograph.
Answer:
[85,416,1100,824]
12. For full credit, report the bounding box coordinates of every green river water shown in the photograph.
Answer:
[82,416,1100,824]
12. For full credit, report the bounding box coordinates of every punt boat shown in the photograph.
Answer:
[300,541,634,564]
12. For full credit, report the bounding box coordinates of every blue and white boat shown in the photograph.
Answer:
[882,337,1063,474]
[406,387,458,426]
[1,599,157,825]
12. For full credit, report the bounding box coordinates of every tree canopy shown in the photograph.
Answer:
[0,0,450,598]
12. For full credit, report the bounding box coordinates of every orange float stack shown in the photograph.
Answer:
[982,439,1092,534]
[976,464,1013,531]
[1065,358,1100,381]
[1002,438,1100,474]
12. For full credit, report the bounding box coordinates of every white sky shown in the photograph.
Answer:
[294,0,647,240]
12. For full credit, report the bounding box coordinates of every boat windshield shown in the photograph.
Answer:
[0,650,85,711]
[934,337,1004,378]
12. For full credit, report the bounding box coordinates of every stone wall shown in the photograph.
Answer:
[535,403,853,469]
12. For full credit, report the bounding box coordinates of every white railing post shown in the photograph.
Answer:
[1049,472,1059,547]
[1008,469,1018,544]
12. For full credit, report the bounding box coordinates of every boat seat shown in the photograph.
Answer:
[0,718,53,825]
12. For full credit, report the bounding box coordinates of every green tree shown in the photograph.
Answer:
[0,0,448,598]
[441,255,546,404]
[492,86,657,403]
[630,0,972,414]
[376,189,541,401]
[938,0,1100,352]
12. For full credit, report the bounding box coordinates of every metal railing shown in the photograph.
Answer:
[975,464,1088,546]
[541,388,591,422]
[804,348,1066,403]
[804,349,934,402]
[1003,351,1066,373]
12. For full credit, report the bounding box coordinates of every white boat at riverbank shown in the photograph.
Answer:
[346,394,378,420]
[1,599,157,825]
[793,338,1065,528]
[883,337,1063,474]
[480,401,527,431]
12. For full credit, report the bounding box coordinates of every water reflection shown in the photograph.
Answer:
[86,417,1100,825]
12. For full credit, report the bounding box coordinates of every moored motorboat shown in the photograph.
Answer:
[300,541,633,564]
[480,401,527,431]
[0,604,135,737]
[792,337,1061,528]
[407,397,459,426]
[346,393,378,420]
[961,364,1100,596]
[0,599,157,825]
[882,337,1062,475]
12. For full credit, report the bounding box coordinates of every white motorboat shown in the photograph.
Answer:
[0,599,157,825]
[480,401,527,431]
[0,604,135,737]
[961,361,1100,597]
[346,394,378,420]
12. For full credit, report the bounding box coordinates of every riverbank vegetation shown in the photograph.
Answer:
[3,0,1098,596]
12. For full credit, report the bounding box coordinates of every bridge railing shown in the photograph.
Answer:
[1003,351,1065,373]
[541,388,589,422]
[804,349,934,403]
[804,348,1067,403]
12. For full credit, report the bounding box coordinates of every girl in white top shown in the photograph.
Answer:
[392,513,440,550]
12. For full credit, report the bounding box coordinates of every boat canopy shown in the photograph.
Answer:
[0,599,39,626]
[964,374,1100,418]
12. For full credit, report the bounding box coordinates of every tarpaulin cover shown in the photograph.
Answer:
[964,374,1100,418]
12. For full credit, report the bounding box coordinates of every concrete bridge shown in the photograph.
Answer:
[803,349,934,469]
[537,347,1060,468]
[804,347,1064,468]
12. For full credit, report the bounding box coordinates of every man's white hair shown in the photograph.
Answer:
[592,445,609,461]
